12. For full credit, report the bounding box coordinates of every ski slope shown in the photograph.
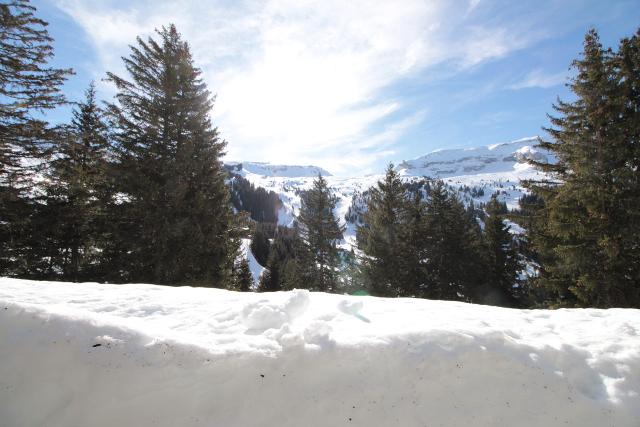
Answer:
[1,278,639,426]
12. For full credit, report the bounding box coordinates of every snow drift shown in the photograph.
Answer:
[1,278,639,427]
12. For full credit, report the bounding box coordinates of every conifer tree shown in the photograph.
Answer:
[527,28,640,307]
[235,258,253,292]
[423,181,484,301]
[482,195,520,306]
[38,83,111,281]
[399,190,429,297]
[106,25,238,286]
[297,174,344,292]
[0,0,72,275]
[257,228,302,292]
[0,0,72,179]
[357,165,408,296]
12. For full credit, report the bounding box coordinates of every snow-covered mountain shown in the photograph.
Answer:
[397,137,552,178]
[226,162,331,177]
[232,137,551,249]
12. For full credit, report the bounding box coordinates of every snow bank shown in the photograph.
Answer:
[1,278,639,427]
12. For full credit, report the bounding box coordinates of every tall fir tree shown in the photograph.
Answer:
[0,0,72,275]
[398,190,429,297]
[257,227,303,292]
[234,257,253,292]
[527,28,640,307]
[357,165,409,297]
[423,181,484,301]
[297,174,344,292]
[105,25,239,286]
[37,83,111,281]
[481,195,520,306]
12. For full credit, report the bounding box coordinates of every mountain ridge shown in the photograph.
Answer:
[228,137,551,179]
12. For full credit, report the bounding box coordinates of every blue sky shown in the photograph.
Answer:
[36,0,639,175]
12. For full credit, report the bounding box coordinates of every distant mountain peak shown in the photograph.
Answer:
[226,162,332,178]
[397,137,551,178]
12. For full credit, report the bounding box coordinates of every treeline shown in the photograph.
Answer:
[1,2,240,286]
[253,169,520,306]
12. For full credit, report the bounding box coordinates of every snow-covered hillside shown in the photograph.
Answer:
[233,137,551,248]
[397,137,552,178]
[227,161,331,177]
[1,278,638,426]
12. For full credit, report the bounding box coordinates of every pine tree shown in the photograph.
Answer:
[280,258,303,290]
[297,174,344,292]
[527,28,640,307]
[235,258,253,292]
[37,83,111,281]
[0,0,72,275]
[481,195,520,306]
[257,227,302,292]
[399,190,429,297]
[0,0,72,178]
[357,165,408,297]
[105,25,239,286]
[423,181,484,301]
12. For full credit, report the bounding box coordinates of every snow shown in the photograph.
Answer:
[228,161,332,177]
[241,238,265,286]
[1,277,639,426]
[396,137,551,178]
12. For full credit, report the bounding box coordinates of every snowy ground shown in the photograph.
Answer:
[1,278,639,426]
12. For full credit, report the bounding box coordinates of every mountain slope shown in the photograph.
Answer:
[397,137,552,178]
[227,162,331,178]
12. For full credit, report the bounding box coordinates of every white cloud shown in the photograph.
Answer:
[56,0,543,175]
[509,69,568,90]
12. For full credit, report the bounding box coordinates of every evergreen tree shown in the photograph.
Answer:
[106,25,238,286]
[235,258,253,292]
[527,28,640,307]
[257,227,302,292]
[280,257,303,291]
[0,0,72,275]
[423,181,484,301]
[481,196,520,306]
[398,190,429,297]
[297,174,344,292]
[357,165,408,297]
[38,83,111,281]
